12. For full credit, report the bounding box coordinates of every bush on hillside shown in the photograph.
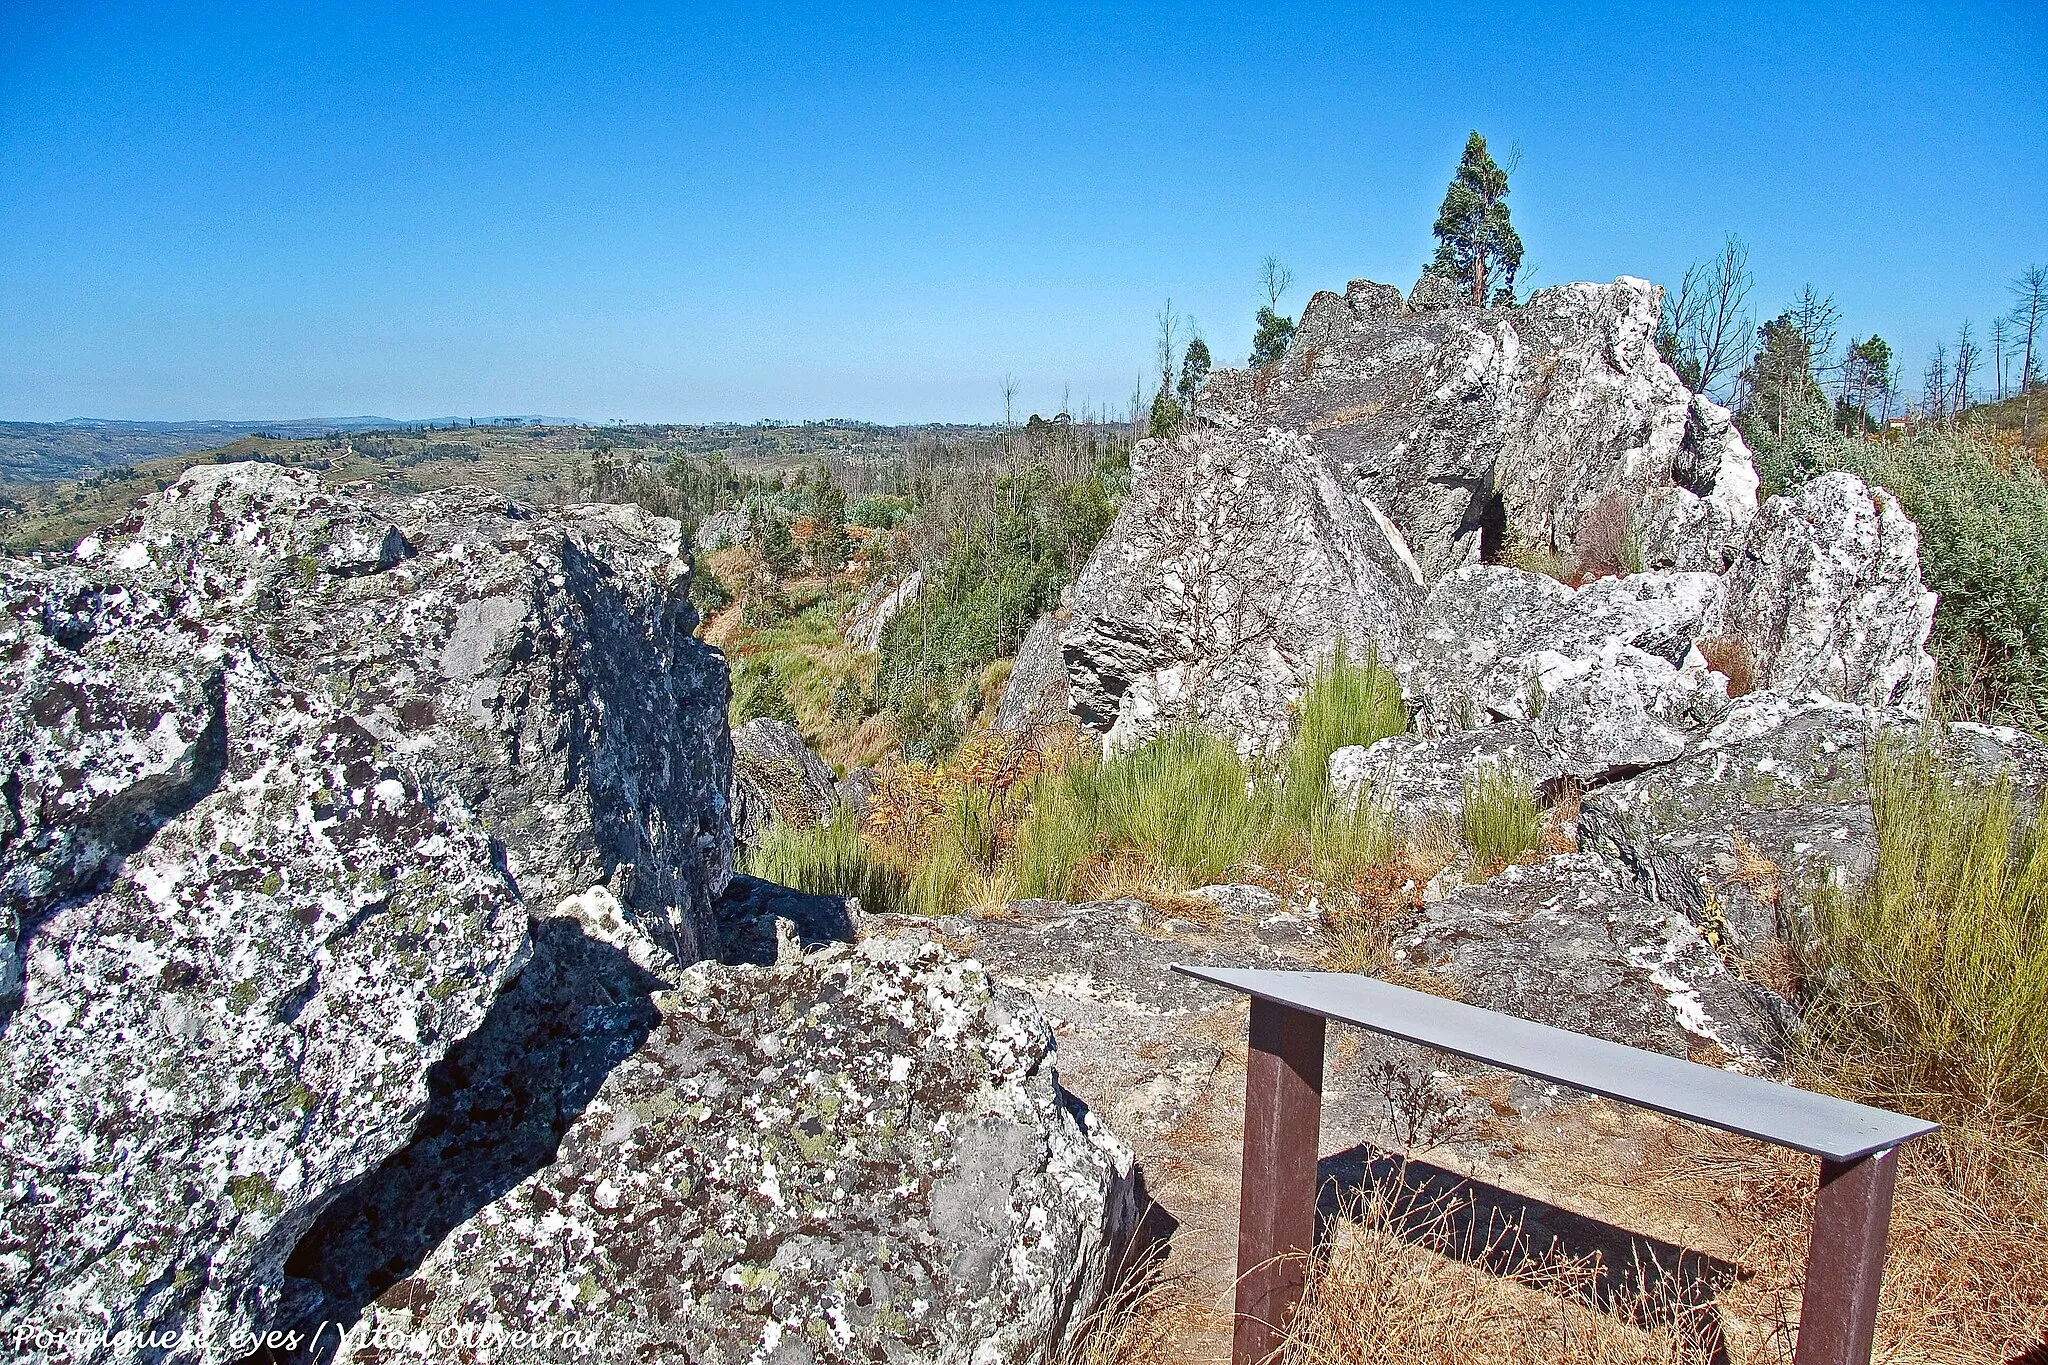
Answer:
[874,462,1117,757]
[731,658,797,726]
[1753,399,2048,726]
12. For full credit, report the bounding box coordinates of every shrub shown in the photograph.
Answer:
[731,659,797,726]
[1570,492,1639,581]
[688,563,732,619]
[1695,635,1756,698]
[1754,398,2048,726]
[1461,763,1542,876]
[1802,737,2048,1129]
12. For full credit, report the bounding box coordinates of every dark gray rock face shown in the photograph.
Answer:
[1395,853,1785,1065]
[0,463,733,1361]
[994,610,1073,734]
[314,933,1136,1365]
[730,716,839,848]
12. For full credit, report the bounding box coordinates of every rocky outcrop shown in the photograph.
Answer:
[843,569,923,652]
[1394,853,1784,1065]
[309,932,1136,1365]
[1702,472,1938,715]
[730,716,839,848]
[1060,426,1424,752]
[994,610,1073,734]
[0,463,733,1360]
[1057,276,1763,751]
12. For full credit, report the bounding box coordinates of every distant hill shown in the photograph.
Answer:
[0,417,575,483]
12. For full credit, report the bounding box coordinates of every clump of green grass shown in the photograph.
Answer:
[1010,651,1406,898]
[1461,763,1543,876]
[1803,737,2048,1129]
[740,815,914,916]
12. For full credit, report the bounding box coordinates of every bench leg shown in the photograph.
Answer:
[1793,1147,1899,1365]
[1234,999,1326,1365]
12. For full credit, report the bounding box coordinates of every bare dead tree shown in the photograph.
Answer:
[1953,322,1979,418]
[1155,300,1182,399]
[1991,316,2012,402]
[1923,345,1951,426]
[2011,264,2048,437]
[1260,255,1294,310]
[1666,234,1754,402]
[1000,373,1018,428]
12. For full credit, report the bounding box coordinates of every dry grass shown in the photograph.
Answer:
[1698,635,1758,699]
[1637,1120,2048,1363]
[1283,1177,1712,1365]
[1059,1241,1214,1365]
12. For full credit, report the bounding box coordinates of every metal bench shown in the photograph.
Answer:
[1173,965,1938,1365]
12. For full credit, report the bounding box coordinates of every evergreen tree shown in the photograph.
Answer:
[750,501,799,578]
[807,467,850,574]
[1250,309,1294,367]
[1250,255,1296,367]
[1177,337,1212,404]
[1429,131,1523,306]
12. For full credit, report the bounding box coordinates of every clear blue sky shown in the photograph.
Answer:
[2,1,2043,424]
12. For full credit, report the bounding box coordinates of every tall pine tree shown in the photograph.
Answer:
[1429,132,1523,306]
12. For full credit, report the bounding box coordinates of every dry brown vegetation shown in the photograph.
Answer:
[1698,635,1759,699]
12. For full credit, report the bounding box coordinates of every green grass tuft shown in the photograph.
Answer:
[1804,737,2048,1129]
[1461,763,1543,876]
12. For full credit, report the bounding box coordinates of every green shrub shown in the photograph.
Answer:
[1754,400,2048,726]
[688,563,732,619]
[1804,737,2048,1128]
[1461,763,1542,875]
[731,659,797,726]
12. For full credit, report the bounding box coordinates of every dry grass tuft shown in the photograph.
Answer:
[1697,635,1758,699]
[1638,1120,2048,1362]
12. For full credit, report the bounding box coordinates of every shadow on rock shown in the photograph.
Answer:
[1317,1143,1740,1362]
[263,917,669,1357]
[715,872,860,965]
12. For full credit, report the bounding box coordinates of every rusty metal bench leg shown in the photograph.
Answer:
[1234,998,1326,1365]
[1793,1147,1900,1365]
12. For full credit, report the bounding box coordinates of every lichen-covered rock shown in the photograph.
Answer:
[731,717,838,848]
[1394,853,1783,1065]
[1577,695,1879,957]
[1398,565,1727,755]
[1577,695,2048,958]
[1702,472,1937,714]
[1061,426,1424,752]
[1529,641,1730,783]
[0,463,732,1361]
[994,610,1074,735]
[317,935,1136,1365]
[1638,396,1764,574]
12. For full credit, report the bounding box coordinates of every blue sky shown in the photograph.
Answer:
[1,1,2043,423]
